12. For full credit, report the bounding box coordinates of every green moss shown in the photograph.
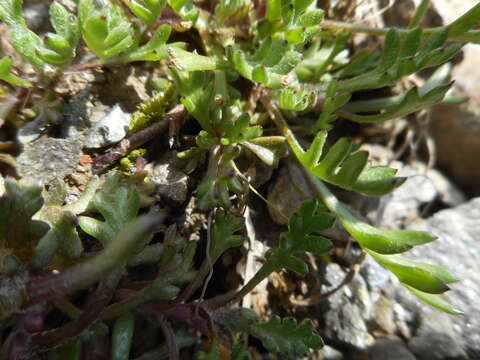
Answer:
[128,81,175,134]
[119,149,147,173]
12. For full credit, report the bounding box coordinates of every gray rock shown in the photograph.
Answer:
[17,137,83,185]
[147,152,189,205]
[375,163,465,228]
[360,255,396,296]
[84,105,131,149]
[403,198,480,356]
[368,337,416,360]
[325,301,375,350]
[323,263,375,350]
[409,332,466,360]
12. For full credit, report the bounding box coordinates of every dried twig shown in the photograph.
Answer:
[92,104,188,174]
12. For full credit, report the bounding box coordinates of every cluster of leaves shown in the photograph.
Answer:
[0,0,192,84]
[1,0,479,358]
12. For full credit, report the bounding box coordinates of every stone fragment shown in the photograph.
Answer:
[318,345,344,360]
[84,105,131,149]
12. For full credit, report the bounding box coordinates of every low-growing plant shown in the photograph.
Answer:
[0,0,478,358]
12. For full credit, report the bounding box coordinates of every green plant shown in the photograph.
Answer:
[0,0,476,358]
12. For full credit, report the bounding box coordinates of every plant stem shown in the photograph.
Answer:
[154,315,179,360]
[27,214,164,307]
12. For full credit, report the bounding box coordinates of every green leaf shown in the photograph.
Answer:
[120,24,172,62]
[447,3,480,38]
[210,211,244,262]
[0,56,31,87]
[280,200,334,255]
[278,86,316,111]
[0,178,48,251]
[336,28,460,92]
[222,113,262,144]
[31,211,83,267]
[266,248,309,275]
[342,215,436,254]
[290,131,406,196]
[33,2,80,70]
[167,47,218,71]
[366,250,457,293]
[127,0,167,28]
[78,0,135,59]
[227,39,302,88]
[402,283,463,315]
[168,0,198,20]
[339,83,453,123]
[31,178,100,267]
[78,173,140,249]
[112,312,135,360]
[0,0,25,26]
[248,316,323,356]
[9,24,46,72]
[304,174,436,255]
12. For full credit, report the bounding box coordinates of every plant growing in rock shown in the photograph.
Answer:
[0,0,478,358]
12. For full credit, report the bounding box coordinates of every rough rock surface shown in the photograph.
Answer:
[318,197,480,359]
[404,198,480,358]
[147,152,189,205]
[17,137,83,185]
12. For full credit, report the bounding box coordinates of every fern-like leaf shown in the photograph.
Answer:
[78,173,140,248]
[336,28,462,92]
[290,131,406,196]
[249,316,323,356]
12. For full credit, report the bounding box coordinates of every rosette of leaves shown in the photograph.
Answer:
[78,0,180,63]
[172,69,284,209]
[225,0,324,88]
